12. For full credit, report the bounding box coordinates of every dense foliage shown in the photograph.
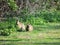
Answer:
[0,0,60,36]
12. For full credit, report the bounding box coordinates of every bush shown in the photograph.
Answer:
[19,10,60,25]
[0,29,11,36]
[18,10,60,26]
[0,18,17,36]
[34,10,60,22]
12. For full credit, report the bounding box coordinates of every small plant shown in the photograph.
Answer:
[0,29,11,36]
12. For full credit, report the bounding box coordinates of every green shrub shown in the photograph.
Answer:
[0,29,11,36]
[19,10,60,24]
[0,18,17,36]
[34,10,60,22]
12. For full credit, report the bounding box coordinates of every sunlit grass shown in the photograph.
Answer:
[0,23,60,45]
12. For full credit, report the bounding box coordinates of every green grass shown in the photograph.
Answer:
[0,23,60,45]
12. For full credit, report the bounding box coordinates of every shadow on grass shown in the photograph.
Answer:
[17,29,26,32]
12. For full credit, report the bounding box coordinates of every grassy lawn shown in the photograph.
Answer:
[0,23,60,45]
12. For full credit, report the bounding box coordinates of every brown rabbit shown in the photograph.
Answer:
[16,20,25,31]
[26,24,33,31]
